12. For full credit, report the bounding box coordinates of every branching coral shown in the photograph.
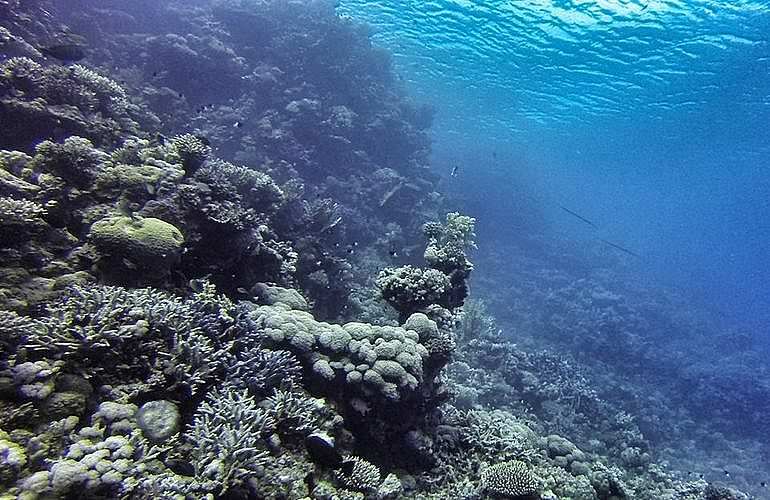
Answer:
[0,59,146,149]
[228,347,303,396]
[376,265,450,319]
[480,460,540,499]
[0,196,46,244]
[20,285,230,397]
[265,388,325,437]
[196,159,285,213]
[169,134,211,174]
[336,456,381,493]
[188,386,274,492]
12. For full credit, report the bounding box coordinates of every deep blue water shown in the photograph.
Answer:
[338,0,770,332]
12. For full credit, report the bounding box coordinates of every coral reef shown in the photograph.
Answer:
[0,1,759,499]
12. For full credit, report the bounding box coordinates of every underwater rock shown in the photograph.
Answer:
[136,400,180,442]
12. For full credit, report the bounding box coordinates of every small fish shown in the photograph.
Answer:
[319,216,342,234]
[122,258,137,270]
[305,433,342,469]
[151,71,158,78]
[724,470,730,477]
[389,249,398,258]
[165,458,195,477]
[236,287,249,294]
[233,121,242,128]
[560,205,598,229]
[188,275,211,293]
[156,133,167,145]
[40,43,86,62]
[178,92,184,98]
[145,183,156,195]
[116,197,134,218]
[450,165,460,177]
[761,481,767,487]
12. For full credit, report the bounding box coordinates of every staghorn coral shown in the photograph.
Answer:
[265,388,326,437]
[481,460,540,499]
[228,346,303,397]
[196,159,285,214]
[0,196,47,244]
[20,284,230,397]
[0,196,45,226]
[0,310,45,362]
[188,386,274,493]
[30,136,110,188]
[461,409,538,462]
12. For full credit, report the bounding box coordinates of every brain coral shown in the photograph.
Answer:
[89,216,184,266]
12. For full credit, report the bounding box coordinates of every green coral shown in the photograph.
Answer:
[0,428,27,484]
[89,215,184,266]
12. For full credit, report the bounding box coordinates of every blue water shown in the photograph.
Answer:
[337,0,770,332]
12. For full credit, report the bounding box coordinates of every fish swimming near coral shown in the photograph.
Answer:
[39,43,86,62]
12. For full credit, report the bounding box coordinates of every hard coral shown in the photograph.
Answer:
[0,59,147,149]
[89,215,184,270]
[170,133,211,174]
[376,265,450,320]
[481,460,540,499]
[188,386,273,493]
[249,302,429,403]
[336,456,381,493]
